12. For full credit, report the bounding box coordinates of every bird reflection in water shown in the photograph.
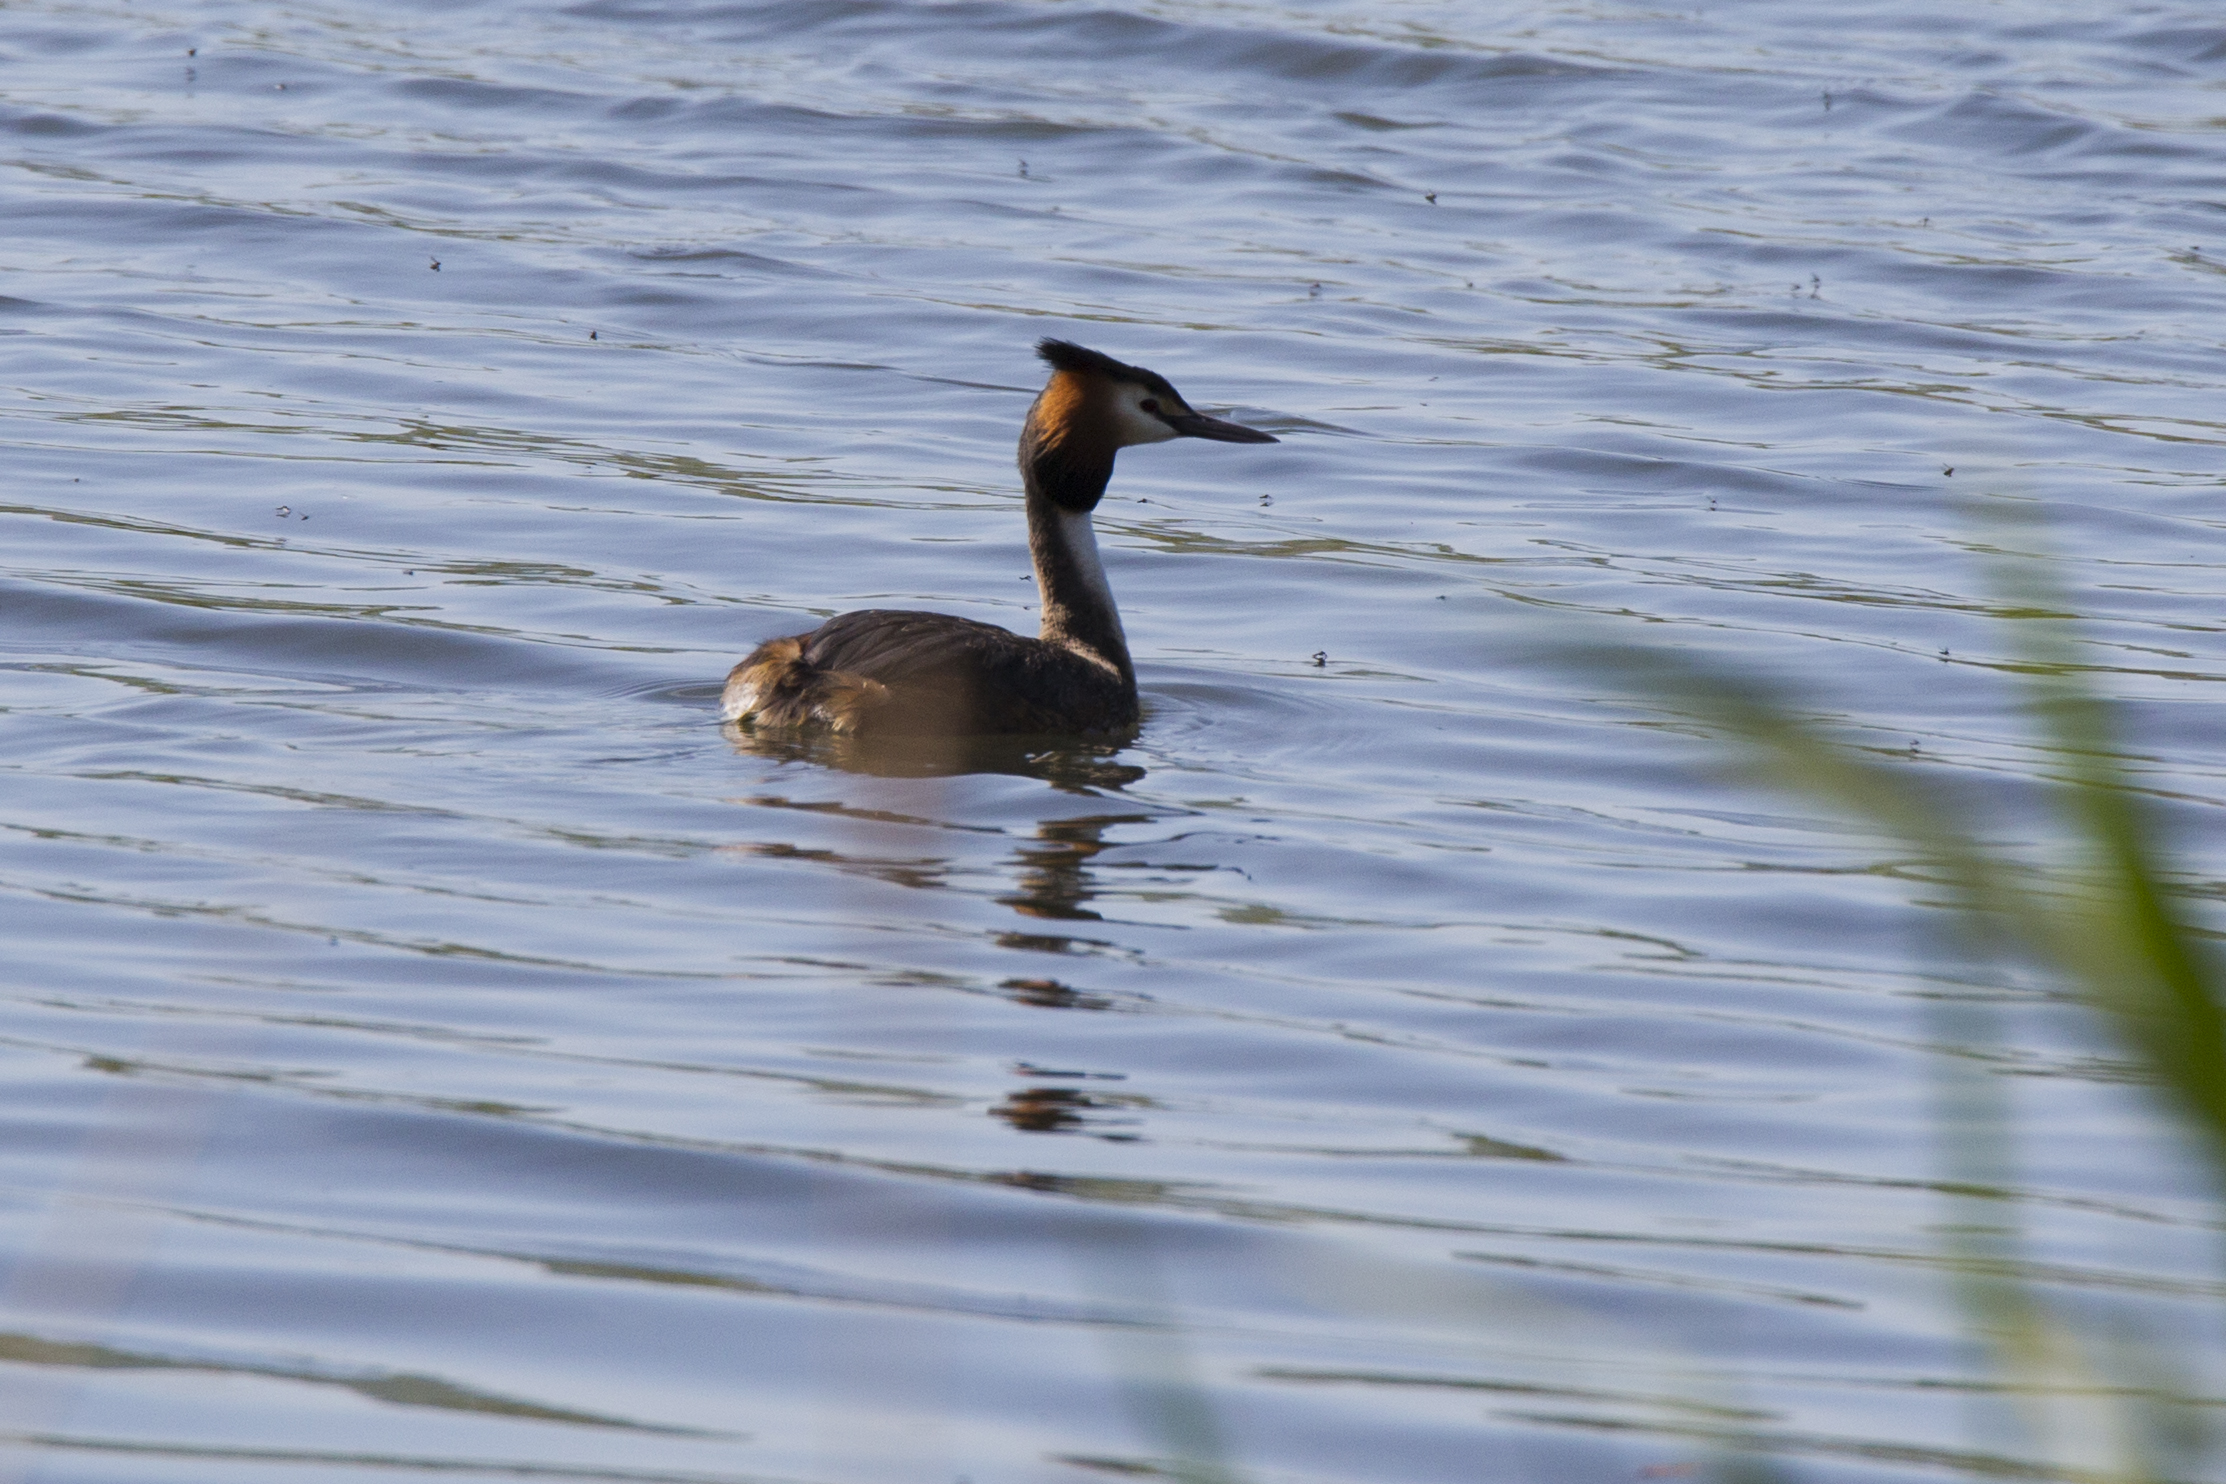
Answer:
[725,726,1156,1135]
[727,721,1152,949]
[998,811,1151,931]
[992,816,1151,1139]
[988,816,1150,1134]
[991,1084,1141,1140]
[724,723,1145,793]
[999,977,1114,1011]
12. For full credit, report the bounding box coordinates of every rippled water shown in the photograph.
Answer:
[6,2,2226,1479]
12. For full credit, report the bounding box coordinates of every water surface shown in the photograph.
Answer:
[5,2,2226,1480]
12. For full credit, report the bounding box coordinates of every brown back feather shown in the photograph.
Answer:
[723,635,893,733]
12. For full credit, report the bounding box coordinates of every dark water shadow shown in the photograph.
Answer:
[1000,812,1154,924]
[723,721,1147,793]
[991,1084,1143,1141]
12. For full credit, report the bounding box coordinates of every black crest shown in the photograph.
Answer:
[1035,338,1179,399]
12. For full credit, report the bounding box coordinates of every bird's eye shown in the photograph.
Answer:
[1139,399,1160,413]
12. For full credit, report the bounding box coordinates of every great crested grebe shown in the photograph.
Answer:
[722,339,1277,736]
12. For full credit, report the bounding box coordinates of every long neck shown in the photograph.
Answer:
[1020,432,1134,691]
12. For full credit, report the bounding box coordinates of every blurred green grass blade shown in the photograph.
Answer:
[1568,633,2212,1484]
[1570,638,2226,1175]
[2047,703,2226,1155]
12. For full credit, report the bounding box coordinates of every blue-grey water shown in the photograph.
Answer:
[5,2,2226,1480]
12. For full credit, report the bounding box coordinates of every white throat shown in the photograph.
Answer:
[1056,508,1117,617]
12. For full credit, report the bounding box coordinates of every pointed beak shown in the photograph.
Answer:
[1163,410,1278,444]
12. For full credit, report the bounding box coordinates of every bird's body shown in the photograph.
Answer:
[722,340,1275,737]
[724,607,1133,736]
